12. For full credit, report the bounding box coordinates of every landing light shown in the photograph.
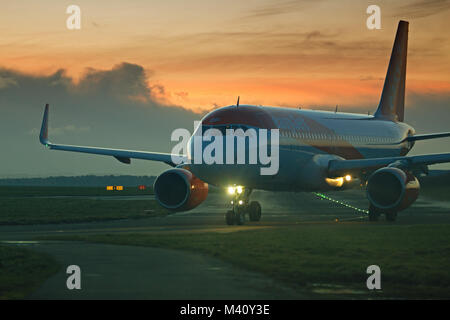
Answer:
[227,185,244,195]
[325,177,344,187]
[325,175,353,187]
[238,200,243,205]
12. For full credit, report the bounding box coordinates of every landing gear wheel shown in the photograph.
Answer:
[368,205,380,222]
[235,211,244,225]
[385,212,397,222]
[225,210,235,225]
[248,201,262,222]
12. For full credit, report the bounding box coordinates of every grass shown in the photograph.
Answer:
[39,222,450,299]
[2,185,449,298]
[0,245,60,299]
[0,186,153,197]
[0,197,167,225]
[0,186,166,225]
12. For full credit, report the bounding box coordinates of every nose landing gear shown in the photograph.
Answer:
[225,187,262,225]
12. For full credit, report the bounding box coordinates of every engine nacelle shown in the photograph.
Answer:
[153,168,208,212]
[366,167,420,212]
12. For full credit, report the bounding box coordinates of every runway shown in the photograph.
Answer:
[1,190,449,241]
[1,189,449,299]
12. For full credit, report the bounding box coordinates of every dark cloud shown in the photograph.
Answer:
[76,63,151,100]
[0,63,201,177]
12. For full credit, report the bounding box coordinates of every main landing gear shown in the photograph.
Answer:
[225,187,262,225]
[368,205,397,222]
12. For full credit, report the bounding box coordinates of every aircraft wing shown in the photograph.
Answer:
[328,153,450,177]
[39,104,187,167]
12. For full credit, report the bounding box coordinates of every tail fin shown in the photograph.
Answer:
[374,20,408,122]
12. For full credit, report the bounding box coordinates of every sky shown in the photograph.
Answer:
[0,0,450,177]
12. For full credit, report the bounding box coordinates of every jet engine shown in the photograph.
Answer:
[153,168,208,212]
[366,167,420,212]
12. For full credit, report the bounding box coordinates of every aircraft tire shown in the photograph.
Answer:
[225,210,235,225]
[385,211,397,222]
[368,205,380,222]
[235,211,244,225]
[248,201,262,222]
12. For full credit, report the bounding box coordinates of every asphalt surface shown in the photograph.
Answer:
[1,189,449,299]
[20,241,301,299]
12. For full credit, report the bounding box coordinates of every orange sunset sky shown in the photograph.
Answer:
[2,0,450,113]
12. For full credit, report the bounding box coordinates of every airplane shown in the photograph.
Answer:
[39,20,450,224]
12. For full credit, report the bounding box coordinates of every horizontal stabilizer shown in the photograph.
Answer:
[404,132,450,142]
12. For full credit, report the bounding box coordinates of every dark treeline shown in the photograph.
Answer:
[0,175,156,187]
[0,170,447,187]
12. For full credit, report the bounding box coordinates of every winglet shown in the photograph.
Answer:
[39,104,50,146]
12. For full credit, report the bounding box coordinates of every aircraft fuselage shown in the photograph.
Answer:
[187,105,415,191]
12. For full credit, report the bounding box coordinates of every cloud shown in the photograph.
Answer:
[0,63,201,177]
[29,125,90,136]
[242,0,322,19]
[76,63,152,101]
[0,76,17,89]
[393,0,450,19]
[241,0,450,21]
